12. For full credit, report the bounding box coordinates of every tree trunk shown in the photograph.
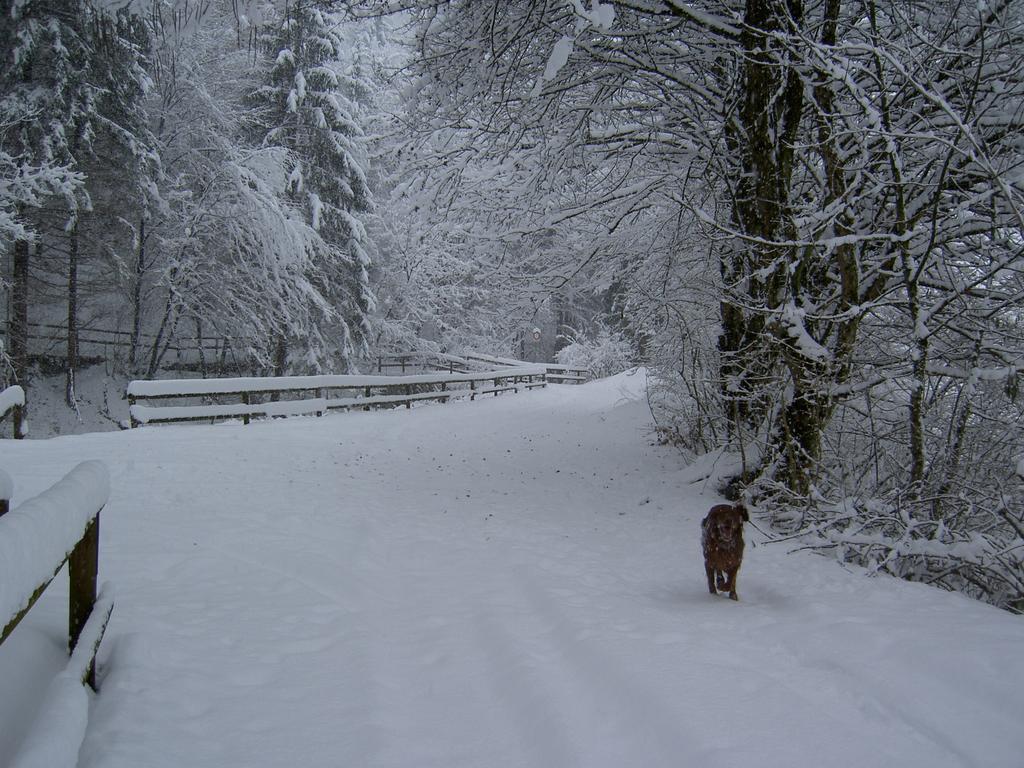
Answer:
[906,279,929,494]
[932,343,980,522]
[866,0,926,496]
[270,334,288,402]
[129,217,145,373]
[66,217,80,407]
[775,365,829,496]
[147,288,175,378]
[273,334,287,377]
[196,316,207,378]
[720,0,810,491]
[9,238,30,387]
[554,294,572,357]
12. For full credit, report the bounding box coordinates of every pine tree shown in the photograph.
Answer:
[0,0,94,388]
[81,6,158,381]
[252,2,374,372]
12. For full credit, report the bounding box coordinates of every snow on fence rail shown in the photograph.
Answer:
[371,352,473,375]
[1,385,26,438]
[126,366,549,427]
[0,462,113,768]
[372,351,587,383]
[544,366,588,384]
[456,352,588,384]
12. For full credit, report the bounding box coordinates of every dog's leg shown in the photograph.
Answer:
[705,563,717,594]
[726,567,739,601]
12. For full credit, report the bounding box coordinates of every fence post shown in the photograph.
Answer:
[0,468,10,517]
[405,384,412,409]
[13,403,24,439]
[242,391,251,425]
[68,514,100,689]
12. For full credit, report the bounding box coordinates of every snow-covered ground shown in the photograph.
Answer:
[1,371,1023,767]
[12,366,129,438]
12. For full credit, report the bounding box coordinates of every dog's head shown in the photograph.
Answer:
[704,503,748,543]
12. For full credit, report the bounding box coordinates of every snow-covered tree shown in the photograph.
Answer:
[0,0,96,386]
[347,0,1024,609]
[130,1,342,375]
[251,1,374,372]
[65,5,156,406]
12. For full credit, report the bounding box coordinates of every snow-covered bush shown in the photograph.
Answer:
[555,328,634,379]
[735,369,1024,614]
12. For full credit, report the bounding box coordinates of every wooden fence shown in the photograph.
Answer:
[1,385,26,438]
[371,352,472,375]
[127,366,549,427]
[453,352,588,384]
[2,320,590,385]
[374,352,588,383]
[543,365,588,384]
[2,321,440,373]
[1,320,225,365]
[0,462,113,767]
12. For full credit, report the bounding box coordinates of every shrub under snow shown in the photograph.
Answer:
[555,329,634,379]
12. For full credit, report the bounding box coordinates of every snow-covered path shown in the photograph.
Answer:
[2,372,1023,767]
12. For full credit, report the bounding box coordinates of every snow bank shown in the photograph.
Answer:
[8,586,114,768]
[6,374,1023,767]
[8,671,89,768]
[0,462,110,632]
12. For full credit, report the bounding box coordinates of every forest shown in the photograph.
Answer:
[1,0,1022,611]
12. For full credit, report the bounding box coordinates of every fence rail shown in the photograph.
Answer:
[0,462,112,767]
[1,319,224,360]
[452,352,588,384]
[127,366,549,427]
[375,352,588,383]
[544,365,588,384]
[2,321,592,385]
[371,352,475,375]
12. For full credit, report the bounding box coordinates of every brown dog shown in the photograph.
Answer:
[701,503,748,600]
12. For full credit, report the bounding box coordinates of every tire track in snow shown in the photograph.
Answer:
[81,505,388,768]
[468,563,693,768]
